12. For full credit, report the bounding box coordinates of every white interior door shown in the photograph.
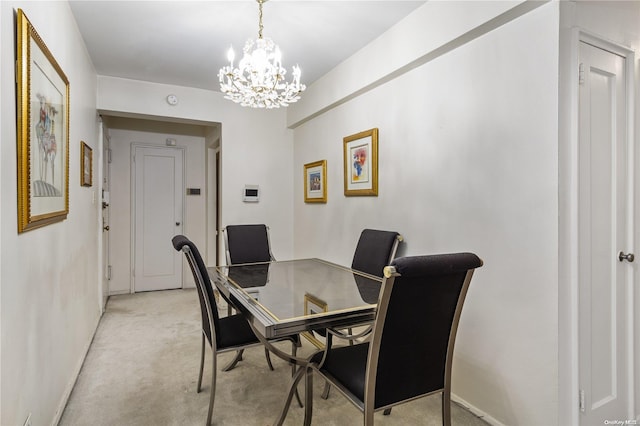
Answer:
[133,145,184,292]
[578,41,634,424]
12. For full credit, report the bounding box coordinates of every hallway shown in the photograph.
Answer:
[59,289,489,425]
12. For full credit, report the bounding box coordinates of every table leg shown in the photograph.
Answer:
[241,320,319,424]
[274,365,307,426]
[304,367,314,426]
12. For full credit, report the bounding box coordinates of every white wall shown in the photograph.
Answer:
[290,3,559,425]
[0,2,101,425]
[97,76,295,263]
[288,0,533,128]
[218,105,294,261]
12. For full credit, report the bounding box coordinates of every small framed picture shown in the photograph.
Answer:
[343,128,378,196]
[80,141,92,187]
[304,160,327,203]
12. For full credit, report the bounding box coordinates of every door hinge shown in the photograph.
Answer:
[107,148,113,164]
[107,265,112,280]
[579,63,585,85]
[579,389,585,412]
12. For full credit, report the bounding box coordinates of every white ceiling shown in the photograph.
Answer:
[68,1,427,91]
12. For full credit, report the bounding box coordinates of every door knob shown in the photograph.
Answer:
[176,222,181,226]
[103,225,110,231]
[618,251,634,262]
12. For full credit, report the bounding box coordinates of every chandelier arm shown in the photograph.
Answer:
[229,78,246,93]
[270,73,280,91]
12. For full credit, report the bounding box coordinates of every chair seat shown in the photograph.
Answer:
[311,342,369,403]
[217,314,260,349]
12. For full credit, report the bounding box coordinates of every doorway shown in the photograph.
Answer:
[100,116,220,295]
[577,38,636,424]
[101,120,111,308]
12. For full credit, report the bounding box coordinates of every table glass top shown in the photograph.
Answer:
[214,258,381,323]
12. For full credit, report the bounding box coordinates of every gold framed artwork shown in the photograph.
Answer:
[302,293,329,349]
[304,160,327,203]
[343,128,378,196]
[16,9,70,233]
[81,141,93,187]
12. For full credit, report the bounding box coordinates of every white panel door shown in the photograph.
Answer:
[133,145,184,292]
[578,41,633,425]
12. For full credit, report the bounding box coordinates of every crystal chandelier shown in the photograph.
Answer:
[218,0,306,108]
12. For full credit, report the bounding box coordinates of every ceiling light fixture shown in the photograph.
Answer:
[218,0,306,108]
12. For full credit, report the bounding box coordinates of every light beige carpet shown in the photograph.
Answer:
[59,289,489,426]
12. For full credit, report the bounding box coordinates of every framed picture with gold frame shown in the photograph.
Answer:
[80,141,93,187]
[302,293,329,348]
[16,9,70,233]
[343,128,378,196]
[304,160,327,203]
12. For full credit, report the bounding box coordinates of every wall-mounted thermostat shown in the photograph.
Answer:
[243,185,260,202]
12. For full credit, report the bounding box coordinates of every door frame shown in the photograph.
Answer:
[560,28,637,424]
[99,118,110,310]
[130,143,186,292]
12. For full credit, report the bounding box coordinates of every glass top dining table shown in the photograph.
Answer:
[209,258,382,339]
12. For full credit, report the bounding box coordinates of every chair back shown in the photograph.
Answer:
[172,235,220,347]
[351,229,402,278]
[365,253,483,409]
[223,224,274,265]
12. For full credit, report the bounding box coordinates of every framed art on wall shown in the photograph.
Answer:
[343,128,378,196]
[16,9,70,233]
[304,160,327,203]
[301,293,329,348]
[81,141,92,187]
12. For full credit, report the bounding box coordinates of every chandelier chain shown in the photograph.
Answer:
[258,0,264,39]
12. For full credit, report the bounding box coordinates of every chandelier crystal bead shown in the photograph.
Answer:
[218,0,305,108]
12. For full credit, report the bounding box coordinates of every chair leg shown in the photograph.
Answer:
[264,347,275,371]
[321,381,331,399]
[197,333,205,393]
[442,390,451,426]
[207,352,218,426]
[221,349,244,371]
[364,403,374,426]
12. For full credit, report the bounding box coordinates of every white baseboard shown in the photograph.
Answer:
[452,393,507,426]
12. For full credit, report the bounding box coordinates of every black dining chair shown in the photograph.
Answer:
[222,224,279,369]
[223,224,275,265]
[318,229,403,400]
[303,253,483,426]
[352,228,403,277]
[349,228,403,307]
[172,235,298,426]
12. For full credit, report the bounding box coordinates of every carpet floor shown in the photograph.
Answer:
[59,289,489,426]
